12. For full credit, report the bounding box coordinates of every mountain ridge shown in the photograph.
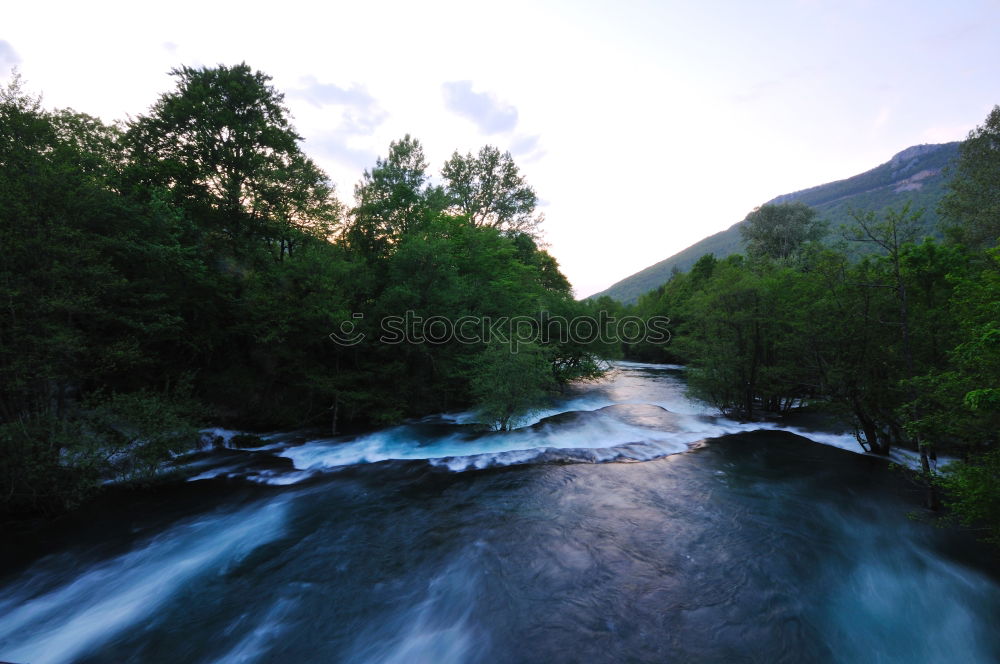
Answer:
[587,141,960,304]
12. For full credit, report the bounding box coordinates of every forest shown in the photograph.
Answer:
[622,105,1000,543]
[1,63,997,549]
[0,64,611,518]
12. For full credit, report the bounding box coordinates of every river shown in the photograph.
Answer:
[1,362,998,663]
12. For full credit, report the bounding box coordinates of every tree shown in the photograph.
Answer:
[0,78,205,516]
[124,63,339,257]
[472,343,554,431]
[740,202,826,261]
[510,232,571,294]
[680,257,812,419]
[442,145,540,235]
[346,135,438,259]
[912,245,1000,534]
[0,77,191,422]
[2,67,611,517]
[940,105,1000,250]
[844,205,925,456]
[936,450,1000,546]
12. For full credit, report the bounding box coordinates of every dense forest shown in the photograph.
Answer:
[2,64,997,549]
[622,105,1000,543]
[0,64,613,518]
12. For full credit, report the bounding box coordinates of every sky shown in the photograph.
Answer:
[3,0,999,297]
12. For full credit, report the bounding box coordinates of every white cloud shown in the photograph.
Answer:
[442,81,518,135]
[0,40,21,73]
[286,77,388,178]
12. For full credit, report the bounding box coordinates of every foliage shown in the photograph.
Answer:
[623,105,1000,543]
[936,451,1000,546]
[940,105,1000,249]
[1,68,610,519]
[0,392,196,516]
[346,134,439,259]
[472,343,555,431]
[590,142,958,304]
[740,202,826,261]
[0,414,100,516]
[680,257,816,419]
[124,63,341,259]
[442,145,541,235]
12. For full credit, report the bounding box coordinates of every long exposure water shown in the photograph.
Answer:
[2,363,998,663]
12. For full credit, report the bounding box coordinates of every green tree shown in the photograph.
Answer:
[0,68,612,517]
[804,250,901,455]
[442,145,540,235]
[844,205,930,465]
[0,78,204,516]
[911,245,1000,536]
[680,257,814,419]
[940,105,1000,250]
[0,78,190,421]
[346,135,440,260]
[124,63,340,258]
[740,202,826,261]
[936,450,1000,546]
[629,254,717,363]
[472,343,554,431]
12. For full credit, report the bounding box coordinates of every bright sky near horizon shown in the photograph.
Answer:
[3,0,998,297]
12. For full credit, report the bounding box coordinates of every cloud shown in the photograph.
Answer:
[292,77,376,109]
[510,134,540,155]
[442,80,518,134]
[162,42,179,55]
[289,77,388,174]
[509,133,546,164]
[308,130,379,175]
[0,40,21,72]
[289,76,387,136]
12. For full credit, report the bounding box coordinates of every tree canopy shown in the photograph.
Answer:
[628,105,1000,541]
[125,63,340,258]
[740,202,827,261]
[0,67,612,519]
[940,105,1000,249]
[442,145,541,234]
[346,134,440,259]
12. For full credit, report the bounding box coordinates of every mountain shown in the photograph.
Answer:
[588,141,960,304]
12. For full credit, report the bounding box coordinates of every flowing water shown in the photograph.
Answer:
[2,363,998,663]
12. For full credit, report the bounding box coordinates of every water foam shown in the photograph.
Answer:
[277,407,698,474]
[0,499,289,664]
[348,555,485,664]
[187,361,921,482]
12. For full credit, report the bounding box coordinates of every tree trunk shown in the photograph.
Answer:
[854,403,888,455]
[919,445,940,509]
[331,395,339,435]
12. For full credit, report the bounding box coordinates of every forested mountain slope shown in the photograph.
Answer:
[590,141,959,304]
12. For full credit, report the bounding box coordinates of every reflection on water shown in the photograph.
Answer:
[1,362,997,663]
